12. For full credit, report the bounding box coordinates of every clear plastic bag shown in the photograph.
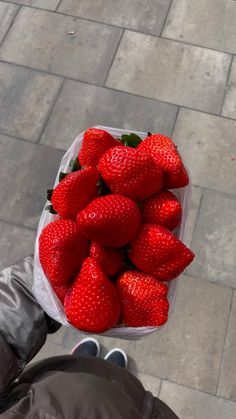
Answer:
[33,126,191,340]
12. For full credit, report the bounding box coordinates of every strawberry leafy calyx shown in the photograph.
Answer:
[45,204,57,214]
[58,157,82,183]
[97,177,111,195]
[123,246,137,270]
[120,133,143,148]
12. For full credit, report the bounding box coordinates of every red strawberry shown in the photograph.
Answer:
[39,219,89,286]
[129,224,194,281]
[98,146,162,201]
[138,134,189,189]
[78,128,119,167]
[89,242,124,276]
[51,167,99,220]
[117,271,169,327]
[142,190,182,231]
[64,257,120,333]
[77,194,141,248]
[53,284,70,304]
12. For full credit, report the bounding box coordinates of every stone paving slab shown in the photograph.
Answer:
[62,275,232,394]
[217,292,236,401]
[0,7,122,84]
[40,80,178,149]
[58,0,171,36]
[135,372,161,397]
[0,134,64,229]
[160,381,236,419]
[106,31,231,114]
[163,0,236,54]
[0,62,62,141]
[0,1,19,45]
[173,108,236,195]
[222,58,236,120]
[188,189,236,288]
[7,0,60,10]
[0,220,35,270]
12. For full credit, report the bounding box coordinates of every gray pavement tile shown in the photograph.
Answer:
[134,372,161,396]
[40,80,178,149]
[6,0,60,10]
[0,220,35,270]
[62,275,232,393]
[160,381,236,419]
[188,190,236,288]
[173,109,236,195]
[106,31,231,114]
[0,134,64,229]
[58,0,171,36]
[47,325,68,346]
[184,186,202,248]
[163,0,236,54]
[222,58,236,120]
[0,62,62,141]
[0,7,122,84]
[30,338,69,364]
[218,292,236,401]
[0,2,19,45]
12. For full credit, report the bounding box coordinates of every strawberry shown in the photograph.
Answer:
[117,271,169,327]
[51,167,99,220]
[39,219,89,286]
[52,284,70,304]
[89,242,124,276]
[138,134,189,189]
[78,128,119,167]
[98,146,162,201]
[142,190,182,231]
[64,257,120,333]
[129,224,194,281]
[77,194,141,248]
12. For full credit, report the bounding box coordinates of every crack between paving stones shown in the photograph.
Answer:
[219,54,234,116]
[160,0,173,37]
[37,78,65,144]
[215,290,235,396]
[0,4,21,49]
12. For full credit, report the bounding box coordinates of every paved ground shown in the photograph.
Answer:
[0,1,236,417]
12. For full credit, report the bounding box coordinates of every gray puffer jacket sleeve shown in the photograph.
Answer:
[0,257,49,393]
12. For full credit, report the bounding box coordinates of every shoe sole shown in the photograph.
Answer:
[71,337,101,357]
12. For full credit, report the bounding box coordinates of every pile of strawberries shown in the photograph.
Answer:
[39,128,194,333]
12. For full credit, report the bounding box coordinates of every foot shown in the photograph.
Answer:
[104,348,128,369]
[71,337,100,358]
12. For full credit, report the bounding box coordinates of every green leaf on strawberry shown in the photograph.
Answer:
[97,177,111,195]
[46,189,54,202]
[70,157,81,172]
[45,204,57,214]
[58,158,81,183]
[120,133,143,148]
[59,172,68,182]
